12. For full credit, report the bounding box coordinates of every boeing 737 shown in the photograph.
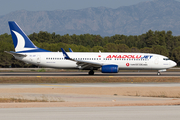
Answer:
[5,21,177,75]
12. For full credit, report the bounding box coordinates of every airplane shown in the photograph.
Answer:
[5,21,177,75]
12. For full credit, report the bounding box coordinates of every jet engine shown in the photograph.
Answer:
[101,65,118,73]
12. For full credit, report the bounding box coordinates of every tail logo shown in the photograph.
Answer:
[12,30,36,52]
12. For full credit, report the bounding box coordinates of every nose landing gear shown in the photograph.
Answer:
[157,69,166,76]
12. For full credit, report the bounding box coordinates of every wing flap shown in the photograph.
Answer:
[76,60,102,69]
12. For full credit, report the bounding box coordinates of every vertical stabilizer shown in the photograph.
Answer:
[8,21,50,53]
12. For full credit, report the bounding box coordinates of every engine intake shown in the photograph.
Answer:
[101,65,118,73]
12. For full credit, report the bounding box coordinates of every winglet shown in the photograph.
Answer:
[61,48,70,59]
[69,48,73,52]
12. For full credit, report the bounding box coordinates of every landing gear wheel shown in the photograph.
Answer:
[88,70,94,75]
[157,72,161,76]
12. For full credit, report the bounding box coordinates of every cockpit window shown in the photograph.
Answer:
[163,58,170,61]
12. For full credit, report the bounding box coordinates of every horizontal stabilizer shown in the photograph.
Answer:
[4,51,27,57]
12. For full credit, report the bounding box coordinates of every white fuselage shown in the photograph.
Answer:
[14,52,176,70]
[7,21,177,72]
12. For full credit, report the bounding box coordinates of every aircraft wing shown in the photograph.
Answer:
[61,48,102,69]
[75,60,102,69]
[4,51,27,57]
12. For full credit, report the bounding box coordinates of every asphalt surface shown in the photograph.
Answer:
[0,106,180,120]
[1,83,180,88]
[0,71,180,76]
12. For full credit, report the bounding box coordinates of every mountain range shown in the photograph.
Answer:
[1,0,180,36]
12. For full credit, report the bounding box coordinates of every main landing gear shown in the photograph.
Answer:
[157,72,161,76]
[88,70,94,75]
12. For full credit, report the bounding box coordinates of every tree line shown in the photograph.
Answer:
[0,29,180,68]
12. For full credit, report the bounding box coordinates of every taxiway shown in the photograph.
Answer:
[0,106,180,120]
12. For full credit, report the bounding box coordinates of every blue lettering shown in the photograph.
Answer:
[141,55,153,59]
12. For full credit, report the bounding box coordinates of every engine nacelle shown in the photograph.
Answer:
[101,65,118,73]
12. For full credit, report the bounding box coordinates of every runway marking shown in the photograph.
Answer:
[40,84,72,87]
[37,76,41,77]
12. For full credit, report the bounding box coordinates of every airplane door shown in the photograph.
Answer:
[154,56,159,65]
[37,55,41,64]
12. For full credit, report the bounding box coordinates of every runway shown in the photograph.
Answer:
[1,83,180,88]
[0,106,180,120]
[0,71,180,77]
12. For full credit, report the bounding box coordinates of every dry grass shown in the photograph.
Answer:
[130,91,180,98]
[1,87,180,98]
[0,96,65,103]
[0,98,50,103]
[0,77,180,83]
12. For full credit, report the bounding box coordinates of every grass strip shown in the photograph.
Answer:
[0,98,51,103]
[0,77,180,83]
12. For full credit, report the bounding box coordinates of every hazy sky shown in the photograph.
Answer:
[0,0,180,16]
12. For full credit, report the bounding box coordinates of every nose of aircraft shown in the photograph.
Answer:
[171,60,177,67]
